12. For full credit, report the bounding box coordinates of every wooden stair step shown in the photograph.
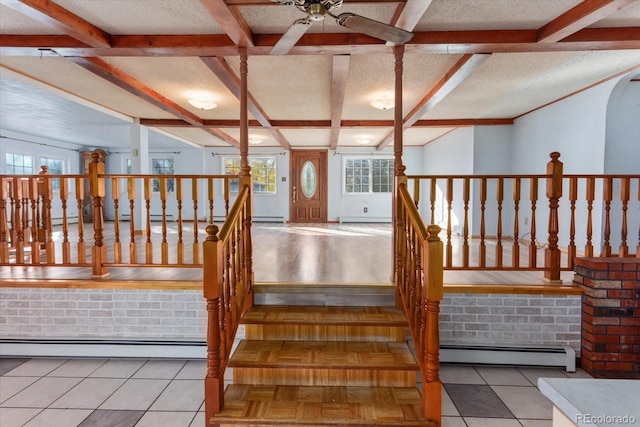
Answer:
[242,305,408,326]
[230,340,418,370]
[210,385,435,426]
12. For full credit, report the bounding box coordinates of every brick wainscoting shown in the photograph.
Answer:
[574,257,640,378]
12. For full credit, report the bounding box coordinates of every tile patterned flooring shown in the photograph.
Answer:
[0,357,593,427]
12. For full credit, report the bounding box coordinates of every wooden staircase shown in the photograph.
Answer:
[209,303,434,426]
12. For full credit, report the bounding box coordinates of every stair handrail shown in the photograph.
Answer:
[203,182,253,422]
[397,181,443,426]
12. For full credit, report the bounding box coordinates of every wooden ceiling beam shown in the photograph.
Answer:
[2,28,639,57]
[538,0,637,43]
[376,53,490,150]
[200,56,292,150]
[199,0,254,48]
[67,57,239,147]
[2,0,112,48]
[139,118,514,128]
[329,55,351,150]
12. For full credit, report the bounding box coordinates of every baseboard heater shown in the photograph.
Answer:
[214,215,285,223]
[1,339,575,371]
[338,216,391,223]
[440,344,576,372]
[0,339,206,359]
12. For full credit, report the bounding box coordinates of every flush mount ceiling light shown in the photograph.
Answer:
[249,137,264,145]
[370,96,394,110]
[355,136,371,145]
[187,94,217,110]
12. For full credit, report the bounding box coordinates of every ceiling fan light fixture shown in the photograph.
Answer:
[370,96,394,110]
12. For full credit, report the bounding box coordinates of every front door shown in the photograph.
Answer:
[290,150,327,223]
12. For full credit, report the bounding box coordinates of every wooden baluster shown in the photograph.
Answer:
[208,177,214,224]
[192,177,200,264]
[0,178,9,263]
[127,178,137,264]
[512,178,521,268]
[463,177,470,268]
[176,177,184,264]
[496,177,504,268]
[11,179,25,263]
[203,224,224,419]
[619,177,630,258]
[75,178,86,263]
[41,175,55,264]
[529,177,538,267]
[112,178,122,264]
[601,177,612,257]
[60,178,70,264]
[29,177,40,264]
[224,178,230,217]
[422,224,443,426]
[430,178,436,224]
[544,152,563,282]
[585,177,595,257]
[8,179,16,252]
[21,180,29,256]
[242,189,254,313]
[446,177,453,267]
[144,177,153,264]
[413,178,420,210]
[160,177,168,265]
[479,178,487,268]
[89,152,107,276]
[567,177,577,269]
[395,189,407,304]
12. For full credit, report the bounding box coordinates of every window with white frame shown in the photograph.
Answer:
[40,157,63,190]
[344,157,394,194]
[5,153,34,175]
[223,157,277,194]
[152,158,175,193]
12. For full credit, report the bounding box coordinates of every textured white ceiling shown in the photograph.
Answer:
[0,0,639,152]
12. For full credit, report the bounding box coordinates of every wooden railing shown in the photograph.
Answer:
[0,153,234,275]
[407,152,639,282]
[203,181,254,421]
[396,180,443,426]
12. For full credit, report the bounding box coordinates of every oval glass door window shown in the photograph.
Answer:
[300,161,316,199]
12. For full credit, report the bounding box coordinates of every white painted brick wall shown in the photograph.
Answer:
[0,288,207,339]
[440,293,582,355]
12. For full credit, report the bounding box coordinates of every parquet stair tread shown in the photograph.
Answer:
[241,305,408,326]
[210,385,435,426]
[229,340,418,370]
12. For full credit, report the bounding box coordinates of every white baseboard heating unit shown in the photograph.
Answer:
[440,344,576,372]
[338,216,391,223]
[1,340,575,371]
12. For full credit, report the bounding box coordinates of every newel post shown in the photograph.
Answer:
[204,224,224,421]
[422,224,443,426]
[395,168,407,308]
[89,152,108,277]
[544,152,563,283]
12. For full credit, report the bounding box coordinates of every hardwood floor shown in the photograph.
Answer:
[1,222,571,285]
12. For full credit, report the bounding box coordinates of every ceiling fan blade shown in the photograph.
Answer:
[270,18,311,55]
[333,13,414,45]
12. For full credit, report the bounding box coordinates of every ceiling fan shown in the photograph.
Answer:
[270,0,414,55]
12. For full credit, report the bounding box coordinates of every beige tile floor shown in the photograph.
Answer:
[0,357,593,427]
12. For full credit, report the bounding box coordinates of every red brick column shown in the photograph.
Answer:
[573,258,640,378]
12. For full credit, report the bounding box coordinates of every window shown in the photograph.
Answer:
[344,157,394,194]
[6,153,34,175]
[40,157,63,190]
[224,157,277,194]
[152,158,175,193]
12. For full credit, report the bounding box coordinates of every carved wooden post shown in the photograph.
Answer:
[392,44,405,283]
[38,168,55,263]
[395,175,407,308]
[89,151,108,277]
[204,224,224,421]
[422,225,443,426]
[544,152,563,283]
